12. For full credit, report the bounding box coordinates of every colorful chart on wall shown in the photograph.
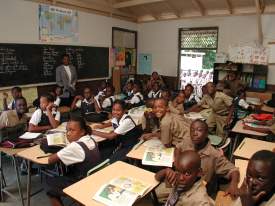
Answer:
[138,53,152,75]
[39,4,79,43]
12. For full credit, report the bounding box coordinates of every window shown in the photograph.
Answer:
[178,27,218,97]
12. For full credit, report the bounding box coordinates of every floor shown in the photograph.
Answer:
[0,155,154,206]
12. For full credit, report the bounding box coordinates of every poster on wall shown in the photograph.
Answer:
[39,4,79,43]
[138,53,152,75]
[115,48,125,66]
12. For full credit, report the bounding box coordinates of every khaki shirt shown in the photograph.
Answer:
[231,194,275,206]
[224,79,246,97]
[198,91,233,116]
[177,141,238,183]
[168,101,184,115]
[0,110,28,129]
[175,179,215,206]
[160,112,191,146]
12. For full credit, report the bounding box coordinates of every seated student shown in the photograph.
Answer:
[176,119,239,197]
[183,84,200,110]
[122,80,134,100]
[46,116,101,206]
[148,82,162,99]
[161,89,172,102]
[146,71,166,92]
[188,82,233,139]
[95,80,107,104]
[50,85,63,107]
[28,94,60,133]
[169,91,185,115]
[92,100,142,163]
[155,150,215,206]
[125,81,144,108]
[223,70,246,97]
[232,150,275,206]
[2,86,22,110]
[0,97,28,129]
[141,98,191,147]
[141,98,159,133]
[100,85,115,112]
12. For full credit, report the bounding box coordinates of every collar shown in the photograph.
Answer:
[197,140,213,157]
[179,178,203,198]
[112,114,128,125]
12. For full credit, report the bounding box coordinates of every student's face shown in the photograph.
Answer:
[207,83,216,95]
[55,87,62,96]
[16,99,27,115]
[105,87,113,97]
[153,99,167,119]
[112,104,124,119]
[62,56,69,65]
[12,89,21,99]
[127,83,133,91]
[153,83,160,92]
[190,121,208,146]
[152,72,158,80]
[184,86,193,97]
[246,160,275,196]
[83,88,92,99]
[177,92,185,104]
[228,72,236,81]
[39,97,49,110]
[66,121,86,143]
[132,84,139,93]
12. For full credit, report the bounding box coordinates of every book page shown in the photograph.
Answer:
[19,132,42,140]
[46,132,67,146]
[142,147,174,167]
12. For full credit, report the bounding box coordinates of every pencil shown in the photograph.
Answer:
[36,154,51,159]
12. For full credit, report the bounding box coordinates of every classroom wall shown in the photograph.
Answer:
[137,14,275,85]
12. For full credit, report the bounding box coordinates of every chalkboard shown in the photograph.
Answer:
[0,43,109,87]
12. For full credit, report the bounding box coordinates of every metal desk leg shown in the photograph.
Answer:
[26,160,31,206]
[12,156,25,206]
[230,134,240,161]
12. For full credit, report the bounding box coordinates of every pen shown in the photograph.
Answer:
[36,154,51,159]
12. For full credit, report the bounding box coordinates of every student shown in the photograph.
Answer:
[2,86,22,110]
[50,85,63,107]
[101,85,115,112]
[141,98,159,133]
[0,97,28,129]
[92,100,142,163]
[148,82,162,99]
[146,71,165,92]
[183,84,200,110]
[223,71,245,97]
[232,150,275,206]
[161,89,172,102]
[168,91,185,115]
[176,119,240,197]
[46,116,101,206]
[155,150,214,206]
[125,81,144,108]
[189,82,233,138]
[28,94,60,133]
[95,80,107,103]
[123,80,134,99]
[142,98,191,147]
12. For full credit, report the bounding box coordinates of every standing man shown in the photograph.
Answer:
[56,54,77,106]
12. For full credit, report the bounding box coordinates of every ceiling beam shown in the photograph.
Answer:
[225,0,233,14]
[113,0,166,9]
[165,1,180,17]
[141,5,160,20]
[191,0,205,16]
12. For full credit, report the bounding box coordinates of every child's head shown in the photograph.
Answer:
[152,82,160,92]
[126,81,134,91]
[206,82,216,95]
[175,150,202,190]
[112,100,126,120]
[66,116,91,142]
[15,97,27,115]
[237,88,246,99]
[161,89,171,102]
[152,71,159,81]
[83,87,92,100]
[39,93,54,110]
[132,82,141,94]
[184,84,194,98]
[62,54,70,66]
[105,85,115,97]
[190,119,208,147]
[145,98,155,109]
[153,98,168,119]
[246,150,275,196]
[228,71,237,81]
[11,87,22,99]
[54,85,62,96]
[100,81,107,91]
[176,91,185,104]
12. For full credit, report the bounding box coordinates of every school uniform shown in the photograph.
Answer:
[95,90,105,102]
[126,92,144,107]
[123,90,134,100]
[101,96,115,112]
[231,194,275,206]
[184,94,200,110]
[29,109,60,126]
[164,179,215,206]
[168,101,184,115]
[224,79,245,97]
[159,112,191,146]
[0,110,28,129]
[141,109,159,133]
[75,98,96,114]
[198,91,232,138]
[54,96,61,107]
[46,135,101,198]
[148,90,162,99]
[7,100,16,110]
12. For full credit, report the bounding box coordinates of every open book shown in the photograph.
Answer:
[93,176,150,206]
[46,132,68,147]
[142,147,174,167]
[19,132,42,140]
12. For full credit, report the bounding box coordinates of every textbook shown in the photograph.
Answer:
[46,132,68,147]
[19,132,42,140]
[93,176,150,206]
[142,147,174,167]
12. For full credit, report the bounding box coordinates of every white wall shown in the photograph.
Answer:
[0,0,137,47]
[138,15,275,85]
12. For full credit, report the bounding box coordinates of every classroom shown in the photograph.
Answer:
[0,0,275,206]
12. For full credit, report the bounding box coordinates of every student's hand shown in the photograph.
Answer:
[2,92,8,99]
[141,133,153,141]
[225,181,239,199]
[46,103,54,112]
[91,123,103,129]
[165,168,177,186]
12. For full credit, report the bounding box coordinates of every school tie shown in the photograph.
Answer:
[165,187,184,206]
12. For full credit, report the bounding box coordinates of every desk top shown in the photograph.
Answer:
[17,145,50,164]
[233,138,275,159]
[232,120,267,136]
[126,144,146,160]
[0,147,27,156]
[63,161,159,206]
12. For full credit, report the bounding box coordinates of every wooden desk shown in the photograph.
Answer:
[232,120,267,137]
[233,138,275,159]
[126,144,146,160]
[63,161,159,206]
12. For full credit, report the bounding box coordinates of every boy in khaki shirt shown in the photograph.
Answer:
[141,98,191,147]
[232,150,275,206]
[168,91,185,115]
[176,119,239,197]
[155,150,214,206]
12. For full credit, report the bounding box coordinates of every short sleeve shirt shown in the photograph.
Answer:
[0,110,28,129]
[29,109,60,126]
[111,114,136,135]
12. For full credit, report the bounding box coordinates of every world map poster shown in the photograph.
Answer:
[39,4,79,43]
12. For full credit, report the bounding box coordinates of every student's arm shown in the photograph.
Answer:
[2,92,8,111]
[48,153,60,164]
[141,131,160,140]
[225,170,240,198]
[46,104,60,129]
[92,121,112,129]
[155,168,177,185]
[92,130,119,140]
[71,95,83,110]
[186,103,203,113]
[28,123,52,132]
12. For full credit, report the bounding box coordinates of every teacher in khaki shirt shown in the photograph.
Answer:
[56,54,77,106]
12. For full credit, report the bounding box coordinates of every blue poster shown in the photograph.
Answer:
[138,53,152,74]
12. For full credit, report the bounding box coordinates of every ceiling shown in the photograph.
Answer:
[28,0,275,22]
